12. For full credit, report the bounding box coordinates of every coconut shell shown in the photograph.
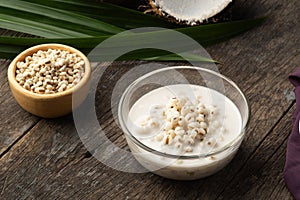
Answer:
[146,0,233,25]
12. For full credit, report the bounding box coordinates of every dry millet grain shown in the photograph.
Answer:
[15,48,85,94]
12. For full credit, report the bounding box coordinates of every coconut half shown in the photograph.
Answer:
[150,0,232,25]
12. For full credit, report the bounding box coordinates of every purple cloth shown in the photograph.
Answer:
[284,68,300,200]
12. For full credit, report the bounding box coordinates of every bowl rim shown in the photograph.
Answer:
[118,66,250,159]
[7,43,91,100]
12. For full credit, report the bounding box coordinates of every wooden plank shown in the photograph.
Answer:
[0,0,299,199]
[0,59,39,157]
[97,0,298,197]
[0,117,85,199]
[0,29,40,156]
[178,0,300,197]
[216,104,295,199]
[0,58,296,200]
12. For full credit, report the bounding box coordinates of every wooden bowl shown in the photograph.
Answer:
[7,43,91,118]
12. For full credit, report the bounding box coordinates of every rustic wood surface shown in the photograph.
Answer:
[0,0,299,199]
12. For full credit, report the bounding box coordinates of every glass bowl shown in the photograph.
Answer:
[118,66,250,180]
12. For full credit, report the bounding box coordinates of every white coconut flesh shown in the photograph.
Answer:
[153,0,232,24]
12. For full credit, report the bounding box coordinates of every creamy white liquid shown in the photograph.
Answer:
[126,84,243,180]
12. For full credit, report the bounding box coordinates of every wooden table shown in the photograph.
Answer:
[0,0,299,199]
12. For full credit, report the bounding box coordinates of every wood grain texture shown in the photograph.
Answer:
[0,0,299,199]
[0,59,39,157]
[0,31,40,157]
[0,59,296,200]
[216,104,295,200]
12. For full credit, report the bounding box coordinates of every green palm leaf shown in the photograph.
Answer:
[0,0,266,62]
[0,0,123,36]
[23,0,177,29]
[0,13,90,38]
